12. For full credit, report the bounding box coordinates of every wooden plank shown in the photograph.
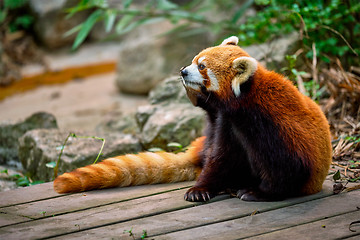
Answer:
[0,188,213,240]
[246,211,360,240]
[0,181,194,222]
[49,187,336,239]
[152,190,360,240]
[345,235,360,240]
[0,182,57,207]
[0,213,32,227]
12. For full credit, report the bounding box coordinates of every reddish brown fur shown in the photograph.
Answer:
[182,42,332,201]
[55,38,331,203]
[54,136,205,194]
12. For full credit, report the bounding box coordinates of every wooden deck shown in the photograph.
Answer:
[0,180,359,239]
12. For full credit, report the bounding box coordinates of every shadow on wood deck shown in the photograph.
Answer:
[0,180,359,239]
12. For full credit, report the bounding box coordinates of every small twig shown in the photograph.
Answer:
[54,133,74,178]
[320,25,358,56]
[311,42,318,100]
[72,134,106,164]
[344,184,360,193]
[296,74,306,96]
[331,162,358,173]
[290,10,309,39]
[54,133,106,179]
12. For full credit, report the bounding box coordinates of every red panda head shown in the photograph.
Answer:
[180,36,258,103]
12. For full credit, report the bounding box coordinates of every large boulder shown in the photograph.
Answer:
[147,76,189,105]
[139,103,205,150]
[18,129,142,181]
[243,32,301,71]
[97,76,206,150]
[0,112,58,168]
[115,26,213,95]
[96,112,139,135]
[136,76,206,150]
[29,0,91,49]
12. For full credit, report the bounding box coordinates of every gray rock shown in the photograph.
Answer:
[135,105,158,131]
[148,76,189,105]
[96,112,139,135]
[18,129,142,181]
[0,166,23,191]
[29,0,91,49]
[135,76,206,150]
[0,112,58,168]
[243,32,301,71]
[0,179,18,192]
[140,103,205,150]
[116,28,213,95]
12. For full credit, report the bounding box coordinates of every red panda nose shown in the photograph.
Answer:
[180,67,188,77]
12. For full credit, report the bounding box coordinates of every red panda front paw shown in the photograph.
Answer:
[184,187,214,202]
[236,189,267,201]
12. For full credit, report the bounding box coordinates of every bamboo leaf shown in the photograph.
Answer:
[115,14,135,34]
[63,23,83,38]
[157,0,178,10]
[72,9,103,50]
[148,147,164,152]
[167,142,183,149]
[104,9,116,33]
[123,0,133,9]
[45,162,57,169]
[231,0,254,24]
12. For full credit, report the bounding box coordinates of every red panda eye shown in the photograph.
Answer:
[198,64,206,70]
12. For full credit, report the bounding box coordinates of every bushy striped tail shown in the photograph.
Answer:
[53,137,205,193]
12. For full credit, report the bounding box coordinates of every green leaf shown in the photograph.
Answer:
[231,0,254,24]
[104,10,116,33]
[123,0,133,9]
[115,14,135,34]
[349,177,360,182]
[333,170,341,181]
[16,176,30,187]
[88,0,108,8]
[56,145,66,151]
[116,17,162,35]
[157,0,178,10]
[13,15,34,29]
[46,162,57,169]
[30,180,45,186]
[4,0,28,9]
[0,10,7,24]
[167,142,183,149]
[148,147,164,152]
[141,230,148,239]
[72,9,103,50]
[0,169,8,174]
[10,174,21,180]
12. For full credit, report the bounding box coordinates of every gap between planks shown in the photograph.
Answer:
[245,210,360,240]
[152,190,360,240]
[47,184,335,239]
[0,181,195,228]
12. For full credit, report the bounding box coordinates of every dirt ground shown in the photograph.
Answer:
[0,72,147,131]
[0,42,148,131]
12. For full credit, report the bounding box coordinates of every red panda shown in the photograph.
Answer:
[54,36,332,202]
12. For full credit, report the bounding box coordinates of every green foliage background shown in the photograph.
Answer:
[67,0,359,68]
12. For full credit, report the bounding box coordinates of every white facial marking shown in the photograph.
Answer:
[198,56,206,65]
[182,63,203,91]
[206,69,219,91]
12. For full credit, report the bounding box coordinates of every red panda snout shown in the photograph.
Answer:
[180,63,204,92]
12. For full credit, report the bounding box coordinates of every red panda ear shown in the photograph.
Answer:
[221,36,239,46]
[232,57,258,97]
